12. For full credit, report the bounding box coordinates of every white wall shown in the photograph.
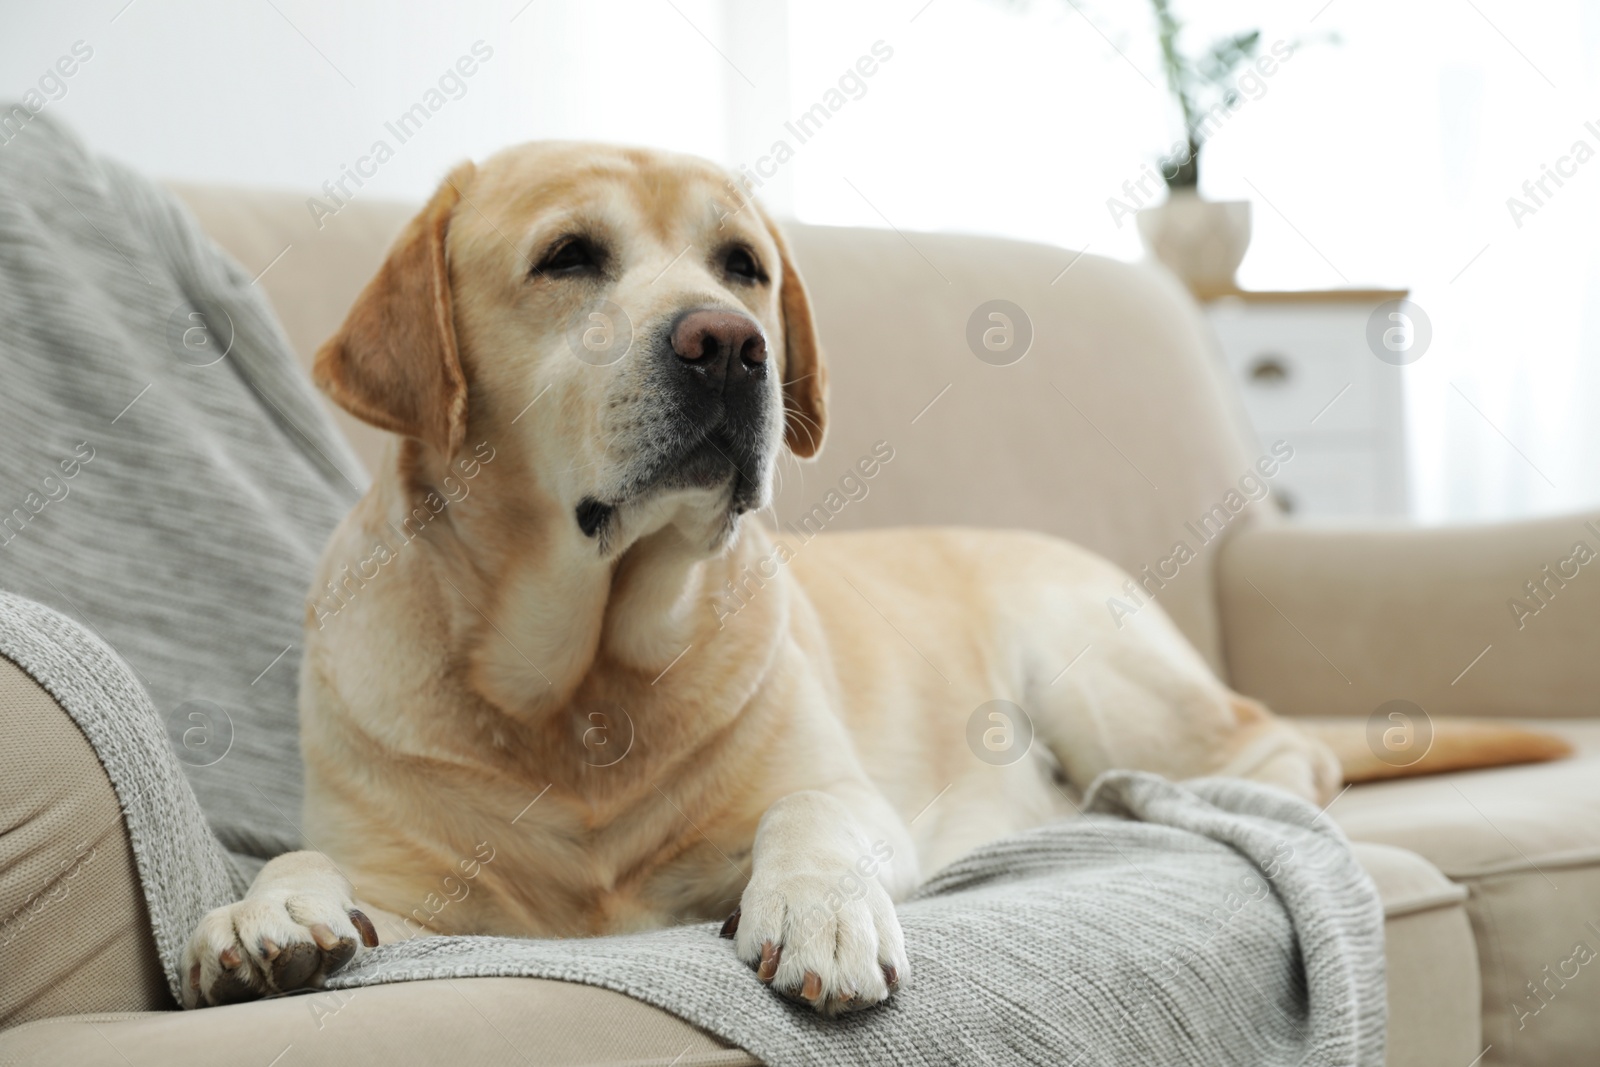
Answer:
[4,0,1597,523]
[0,0,733,198]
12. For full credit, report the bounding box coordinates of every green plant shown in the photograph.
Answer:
[1148,0,1259,188]
[1000,1,1294,190]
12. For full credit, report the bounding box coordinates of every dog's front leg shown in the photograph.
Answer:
[182,850,380,1008]
[730,788,915,1015]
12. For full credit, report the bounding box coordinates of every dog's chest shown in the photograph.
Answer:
[451,785,752,936]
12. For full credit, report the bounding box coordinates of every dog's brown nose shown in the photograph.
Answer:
[671,309,767,394]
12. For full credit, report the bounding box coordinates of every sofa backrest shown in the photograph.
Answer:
[171,185,1262,671]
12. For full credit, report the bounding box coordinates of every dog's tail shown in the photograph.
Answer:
[1301,717,1574,783]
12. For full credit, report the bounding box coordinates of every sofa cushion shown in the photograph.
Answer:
[0,977,757,1067]
[1332,720,1600,1067]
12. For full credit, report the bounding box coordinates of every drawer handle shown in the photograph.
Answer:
[1248,354,1291,385]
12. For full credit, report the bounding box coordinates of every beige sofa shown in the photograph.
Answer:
[1,184,1596,1067]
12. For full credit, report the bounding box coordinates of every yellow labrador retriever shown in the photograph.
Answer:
[182,142,1566,1015]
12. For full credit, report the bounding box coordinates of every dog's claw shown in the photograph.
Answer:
[883,963,900,991]
[757,940,781,982]
[719,907,741,939]
[801,971,823,1002]
[350,908,380,948]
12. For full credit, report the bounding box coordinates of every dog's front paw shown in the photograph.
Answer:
[182,884,379,1008]
[727,864,908,1016]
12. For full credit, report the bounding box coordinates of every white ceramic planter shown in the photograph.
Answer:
[1136,191,1252,291]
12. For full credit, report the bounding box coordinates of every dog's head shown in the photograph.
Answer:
[314,142,825,556]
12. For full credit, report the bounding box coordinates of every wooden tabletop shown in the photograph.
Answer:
[1193,283,1410,304]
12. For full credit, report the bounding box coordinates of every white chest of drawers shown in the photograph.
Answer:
[1202,289,1411,519]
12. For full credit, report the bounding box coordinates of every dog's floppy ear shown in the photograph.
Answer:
[313,161,477,459]
[756,205,827,459]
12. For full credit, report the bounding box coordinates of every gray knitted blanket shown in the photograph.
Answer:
[0,114,1387,1065]
[323,776,1387,1066]
[0,112,364,870]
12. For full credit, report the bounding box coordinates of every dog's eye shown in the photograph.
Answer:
[723,246,765,283]
[536,237,603,276]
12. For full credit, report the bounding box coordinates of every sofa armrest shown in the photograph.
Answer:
[0,656,173,1026]
[1216,512,1600,718]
